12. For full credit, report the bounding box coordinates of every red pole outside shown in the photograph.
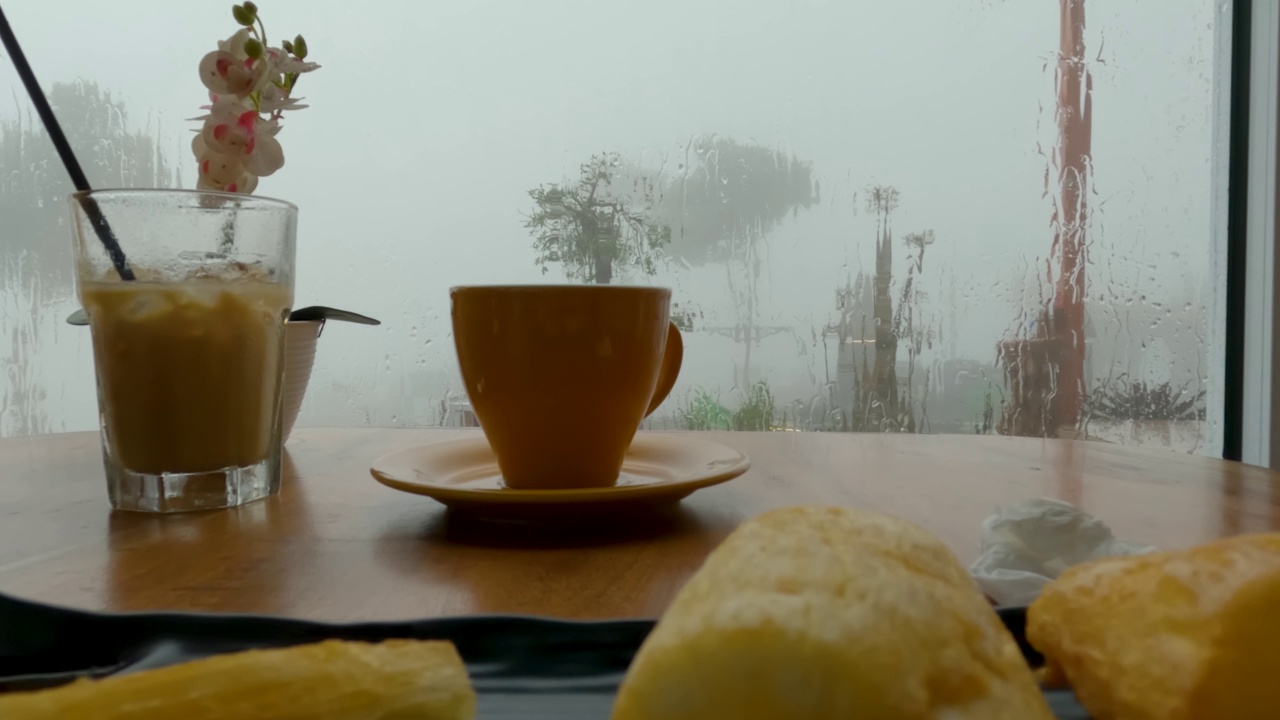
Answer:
[1052,0,1092,429]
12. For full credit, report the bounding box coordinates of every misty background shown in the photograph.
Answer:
[0,1,1222,452]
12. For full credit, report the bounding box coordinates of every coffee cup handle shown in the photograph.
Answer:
[644,321,684,418]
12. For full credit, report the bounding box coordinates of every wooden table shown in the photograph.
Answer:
[1,429,1278,622]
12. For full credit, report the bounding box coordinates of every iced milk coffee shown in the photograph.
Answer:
[80,277,292,475]
[70,188,297,512]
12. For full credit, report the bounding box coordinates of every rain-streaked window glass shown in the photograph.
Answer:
[1,1,1224,453]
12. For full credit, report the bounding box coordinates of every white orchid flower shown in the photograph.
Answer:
[264,47,320,75]
[218,28,253,58]
[202,103,259,157]
[191,4,317,194]
[245,129,284,177]
[257,82,307,114]
[198,150,245,187]
[197,146,259,194]
[232,171,259,194]
[198,50,267,98]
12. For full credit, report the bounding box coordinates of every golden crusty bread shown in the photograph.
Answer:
[1028,532,1280,720]
[0,638,475,720]
[611,506,1053,720]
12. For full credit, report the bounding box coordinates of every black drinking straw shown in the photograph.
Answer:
[0,4,134,280]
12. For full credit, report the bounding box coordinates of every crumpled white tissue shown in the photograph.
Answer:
[969,497,1156,606]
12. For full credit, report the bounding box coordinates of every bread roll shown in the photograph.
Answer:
[1028,532,1280,720]
[612,506,1052,719]
[0,639,475,720]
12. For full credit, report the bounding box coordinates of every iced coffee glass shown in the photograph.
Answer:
[70,189,297,512]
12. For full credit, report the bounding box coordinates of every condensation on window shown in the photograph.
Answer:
[0,1,1223,454]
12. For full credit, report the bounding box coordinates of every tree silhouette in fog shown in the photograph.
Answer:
[0,80,176,283]
[895,228,936,433]
[660,136,817,386]
[524,151,670,285]
[866,185,900,427]
[660,136,816,265]
[822,187,938,434]
[0,81,174,438]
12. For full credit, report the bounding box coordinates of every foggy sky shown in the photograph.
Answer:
[0,0,1220,438]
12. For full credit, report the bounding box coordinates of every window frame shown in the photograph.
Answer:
[1231,0,1280,466]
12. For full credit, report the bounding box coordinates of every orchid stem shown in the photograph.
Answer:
[218,214,235,254]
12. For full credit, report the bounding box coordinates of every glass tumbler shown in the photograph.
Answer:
[70,189,297,512]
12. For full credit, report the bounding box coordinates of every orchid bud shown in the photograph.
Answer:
[293,34,308,59]
[244,37,264,59]
[232,4,254,26]
[282,39,295,54]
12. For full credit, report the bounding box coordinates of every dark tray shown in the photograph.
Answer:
[0,593,1087,718]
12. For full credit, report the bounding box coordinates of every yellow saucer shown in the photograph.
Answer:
[369,434,750,521]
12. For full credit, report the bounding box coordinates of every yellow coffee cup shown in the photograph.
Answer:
[451,285,683,489]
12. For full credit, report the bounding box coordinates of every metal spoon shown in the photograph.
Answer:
[66,306,381,326]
